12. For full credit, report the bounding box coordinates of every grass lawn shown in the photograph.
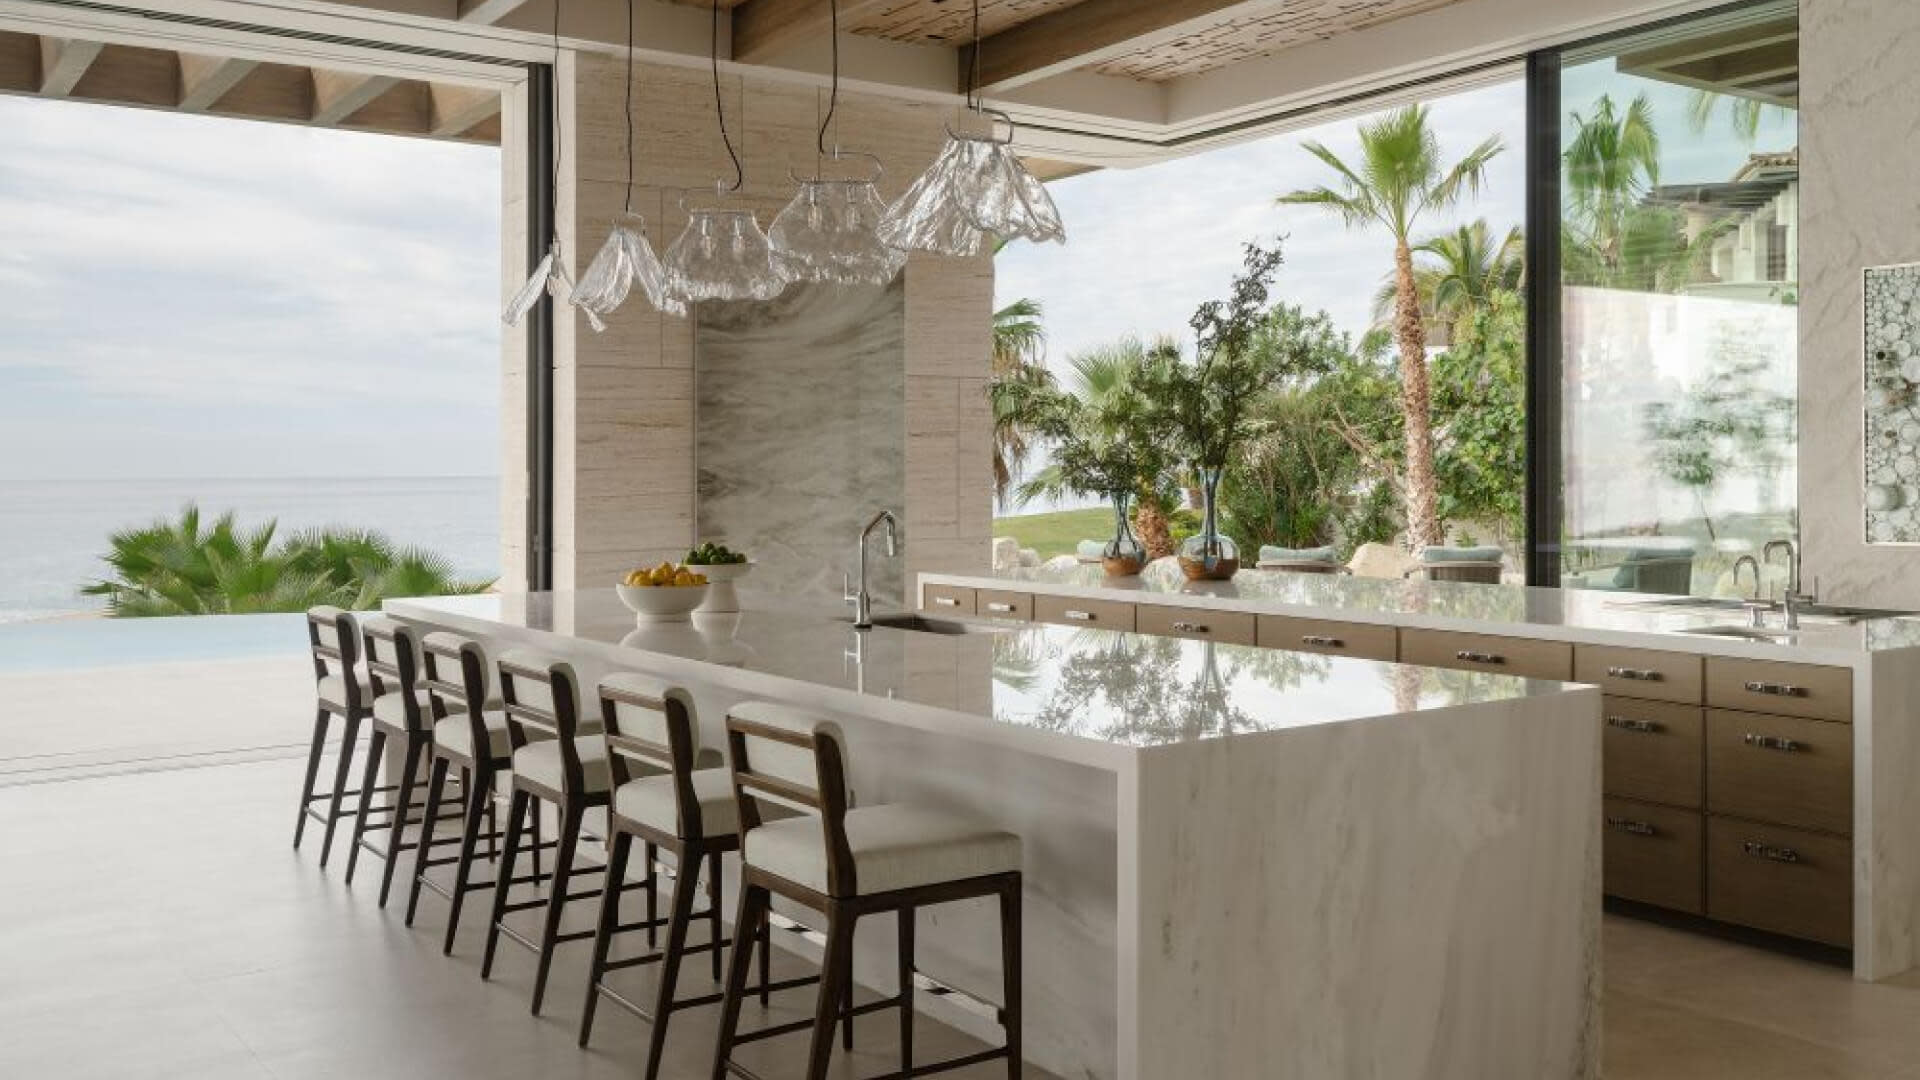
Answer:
[992,507,1110,559]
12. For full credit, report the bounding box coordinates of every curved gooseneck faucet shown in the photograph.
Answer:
[847,509,900,629]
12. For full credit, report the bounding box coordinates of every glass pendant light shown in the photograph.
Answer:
[664,0,789,305]
[875,0,1066,256]
[505,0,578,326]
[767,0,906,286]
[573,0,682,325]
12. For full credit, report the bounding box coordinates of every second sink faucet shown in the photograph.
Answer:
[846,509,900,630]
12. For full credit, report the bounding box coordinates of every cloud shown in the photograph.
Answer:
[0,96,502,478]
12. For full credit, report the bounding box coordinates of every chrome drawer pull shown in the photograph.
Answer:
[1742,841,1801,864]
[1606,716,1663,734]
[1606,665,1661,682]
[1301,634,1344,648]
[1743,733,1803,753]
[984,602,1016,614]
[933,596,960,607]
[1171,621,1209,634]
[1605,816,1656,836]
[1456,650,1505,665]
[1063,609,1094,622]
[1744,680,1807,698]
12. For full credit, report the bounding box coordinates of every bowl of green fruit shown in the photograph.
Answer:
[686,542,752,612]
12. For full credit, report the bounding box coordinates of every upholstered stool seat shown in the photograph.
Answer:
[745,804,1022,896]
[432,710,511,760]
[612,766,739,840]
[294,606,382,866]
[318,670,377,714]
[511,737,612,798]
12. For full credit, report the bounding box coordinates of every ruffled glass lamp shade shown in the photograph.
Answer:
[877,130,1066,256]
[572,212,685,329]
[502,240,575,327]
[665,209,789,303]
[769,179,906,285]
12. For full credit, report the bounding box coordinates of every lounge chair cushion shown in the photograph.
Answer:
[1258,545,1338,564]
[1420,545,1504,564]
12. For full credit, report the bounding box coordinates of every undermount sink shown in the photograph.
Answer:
[1613,597,1916,624]
[846,613,1013,636]
[1673,625,1797,642]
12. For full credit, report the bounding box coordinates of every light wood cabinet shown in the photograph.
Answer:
[920,583,976,615]
[1705,656,1852,722]
[975,589,1033,620]
[1398,628,1574,680]
[1705,709,1853,835]
[1255,615,1398,661]
[1602,697,1704,809]
[1135,605,1256,645]
[1033,594,1136,632]
[1707,816,1852,947]
[1575,645,1703,704]
[1603,797,1704,915]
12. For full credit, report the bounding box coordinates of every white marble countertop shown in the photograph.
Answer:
[387,590,1585,770]
[923,562,1920,663]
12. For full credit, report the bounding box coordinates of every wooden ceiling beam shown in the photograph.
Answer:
[177,53,256,111]
[38,36,103,97]
[732,0,893,65]
[963,0,1278,93]
[428,82,499,137]
[311,68,399,124]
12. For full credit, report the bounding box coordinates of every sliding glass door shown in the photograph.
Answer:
[1544,0,1798,597]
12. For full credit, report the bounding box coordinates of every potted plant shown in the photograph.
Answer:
[1016,368,1171,577]
[1137,242,1287,581]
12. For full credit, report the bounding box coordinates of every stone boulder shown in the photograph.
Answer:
[991,537,1021,571]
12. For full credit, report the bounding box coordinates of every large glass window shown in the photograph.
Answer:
[1554,1,1798,597]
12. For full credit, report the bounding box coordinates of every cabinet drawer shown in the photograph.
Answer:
[920,583,976,614]
[1602,698,1704,808]
[1136,605,1255,646]
[974,589,1033,620]
[1705,709,1853,834]
[1602,798,1704,915]
[1705,657,1851,722]
[1033,594,1136,632]
[1707,816,1852,947]
[1399,629,1573,680]
[1256,615,1398,661]
[1576,645,1703,704]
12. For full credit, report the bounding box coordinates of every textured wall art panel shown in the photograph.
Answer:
[696,280,907,604]
[1864,263,1920,543]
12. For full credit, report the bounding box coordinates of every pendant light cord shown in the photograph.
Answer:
[623,0,635,213]
[711,0,743,194]
[551,0,564,231]
[966,0,981,112]
[815,0,838,158]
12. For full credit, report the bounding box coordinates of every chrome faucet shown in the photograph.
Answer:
[846,509,900,630]
[1731,555,1762,600]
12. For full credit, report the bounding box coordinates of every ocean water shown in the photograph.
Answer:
[0,475,501,622]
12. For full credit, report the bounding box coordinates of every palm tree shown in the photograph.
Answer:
[1564,93,1660,270]
[988,295,1052,508]
[1278,103,1503,547]
[1369,219,1524,339]
[84,505,491,616]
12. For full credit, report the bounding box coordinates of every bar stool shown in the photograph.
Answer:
[344,619,468,906]
[406,631,521,954]
[481,651,612,1014]
[294,605,377,865]
[712,702,1025,1080]
[579,674,803,1076]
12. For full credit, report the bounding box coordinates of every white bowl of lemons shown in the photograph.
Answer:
[617,562,709,622]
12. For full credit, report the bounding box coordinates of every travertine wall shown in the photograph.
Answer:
[1799,0,1920,604]
[506,51,992,594]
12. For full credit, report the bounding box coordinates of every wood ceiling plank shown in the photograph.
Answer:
[0,31,38,93]
[1088,0,1463,82]
[68,43,178,106]
[732,0,895,64]
[177,54,256,111]
[458,0,535,25]
[311,68,399,124]
[38,36,104,97]
[963,0,1275,92]
[428,82,500,136]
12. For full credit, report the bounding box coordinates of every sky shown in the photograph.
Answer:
[0,95,502,480]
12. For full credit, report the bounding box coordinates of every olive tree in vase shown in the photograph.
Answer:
[1138,242,1287,581]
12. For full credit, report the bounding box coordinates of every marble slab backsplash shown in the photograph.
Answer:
[695,280,907,606]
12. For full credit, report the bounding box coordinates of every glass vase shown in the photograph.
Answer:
[1177,468,1240,581]
[1102,491,1146,577]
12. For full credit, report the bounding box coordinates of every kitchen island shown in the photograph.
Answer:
[389,590,1601,1080]
[921,561,1920,981]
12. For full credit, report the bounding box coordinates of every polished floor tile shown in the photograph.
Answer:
[9,757,1920,1078]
